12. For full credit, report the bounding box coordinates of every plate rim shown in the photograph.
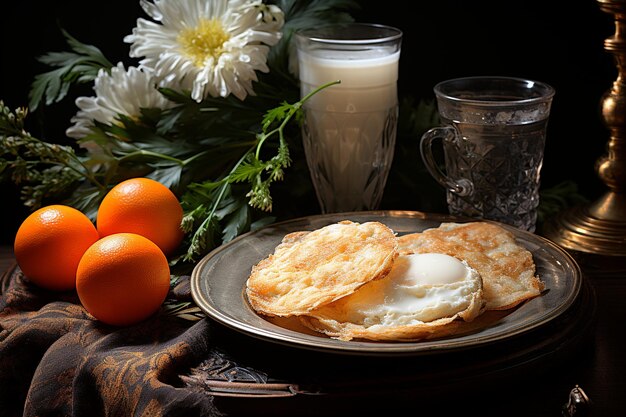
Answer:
[190,210,583,356]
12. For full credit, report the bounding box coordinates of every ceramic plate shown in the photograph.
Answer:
[190,211,582,356]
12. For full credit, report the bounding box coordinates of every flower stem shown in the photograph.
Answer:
[255,80,340,159]
[117,149,185,164]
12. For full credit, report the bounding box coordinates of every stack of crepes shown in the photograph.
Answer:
[245,220,545,342]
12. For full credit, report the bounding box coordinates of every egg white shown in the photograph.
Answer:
[316,253,483,327]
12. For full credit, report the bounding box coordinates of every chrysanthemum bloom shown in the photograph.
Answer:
[66,62,175,141]
[124,0,284,102]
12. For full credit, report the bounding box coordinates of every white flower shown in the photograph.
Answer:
[66,62,174,141]
[124,0,284,102]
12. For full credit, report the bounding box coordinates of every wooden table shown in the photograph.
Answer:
[563,254,626,417]
[1,245,624,416]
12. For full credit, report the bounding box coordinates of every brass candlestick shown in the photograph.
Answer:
[543,0,626,262]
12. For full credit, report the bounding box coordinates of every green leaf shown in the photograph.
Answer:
[229,156,264,183]
[28,29,114,111]
[262,101,291,131]
[251,216,277,231]
[64,185,105,221]
[221,200,251,243]
[146,164,183,189]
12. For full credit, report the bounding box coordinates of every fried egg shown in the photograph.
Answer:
[398,222,544,310]
[300,252,485,342]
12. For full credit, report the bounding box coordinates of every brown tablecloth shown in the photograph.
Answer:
[0,263,222,417]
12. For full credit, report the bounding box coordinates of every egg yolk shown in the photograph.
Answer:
[403,253,469,285]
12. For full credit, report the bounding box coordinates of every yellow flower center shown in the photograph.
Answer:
[178,18,230,66]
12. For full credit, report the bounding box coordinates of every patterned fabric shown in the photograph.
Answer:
[0,265,222,417]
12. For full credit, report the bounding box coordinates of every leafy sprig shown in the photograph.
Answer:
[29,29,114,111]
[0,102,105,209]
[179,81,340,263]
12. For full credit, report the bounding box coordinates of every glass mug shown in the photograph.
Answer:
[295,23,402,213]
[420,76,555,232]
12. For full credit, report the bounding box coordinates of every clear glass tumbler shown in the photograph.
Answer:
[420,76,555,232]
[295,23,402,213]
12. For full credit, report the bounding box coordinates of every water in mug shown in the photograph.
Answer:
[441,116,548,232]
[298,47,399,212]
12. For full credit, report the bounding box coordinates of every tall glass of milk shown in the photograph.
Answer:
[295,24,402,213]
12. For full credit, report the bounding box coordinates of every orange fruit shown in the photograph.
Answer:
[13,204,100,291]
[96,177,184,255]
[76,232,171,326]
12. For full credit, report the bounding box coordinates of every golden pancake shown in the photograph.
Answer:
[245,220,398,317]
[300,252,485,342]
[397,222,544,310]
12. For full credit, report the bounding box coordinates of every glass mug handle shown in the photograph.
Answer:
[419,126,473,197]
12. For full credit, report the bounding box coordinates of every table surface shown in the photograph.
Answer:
[557,255,626,417]
[1,244,624,417]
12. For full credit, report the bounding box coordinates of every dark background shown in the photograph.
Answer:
[0,0,617,245]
